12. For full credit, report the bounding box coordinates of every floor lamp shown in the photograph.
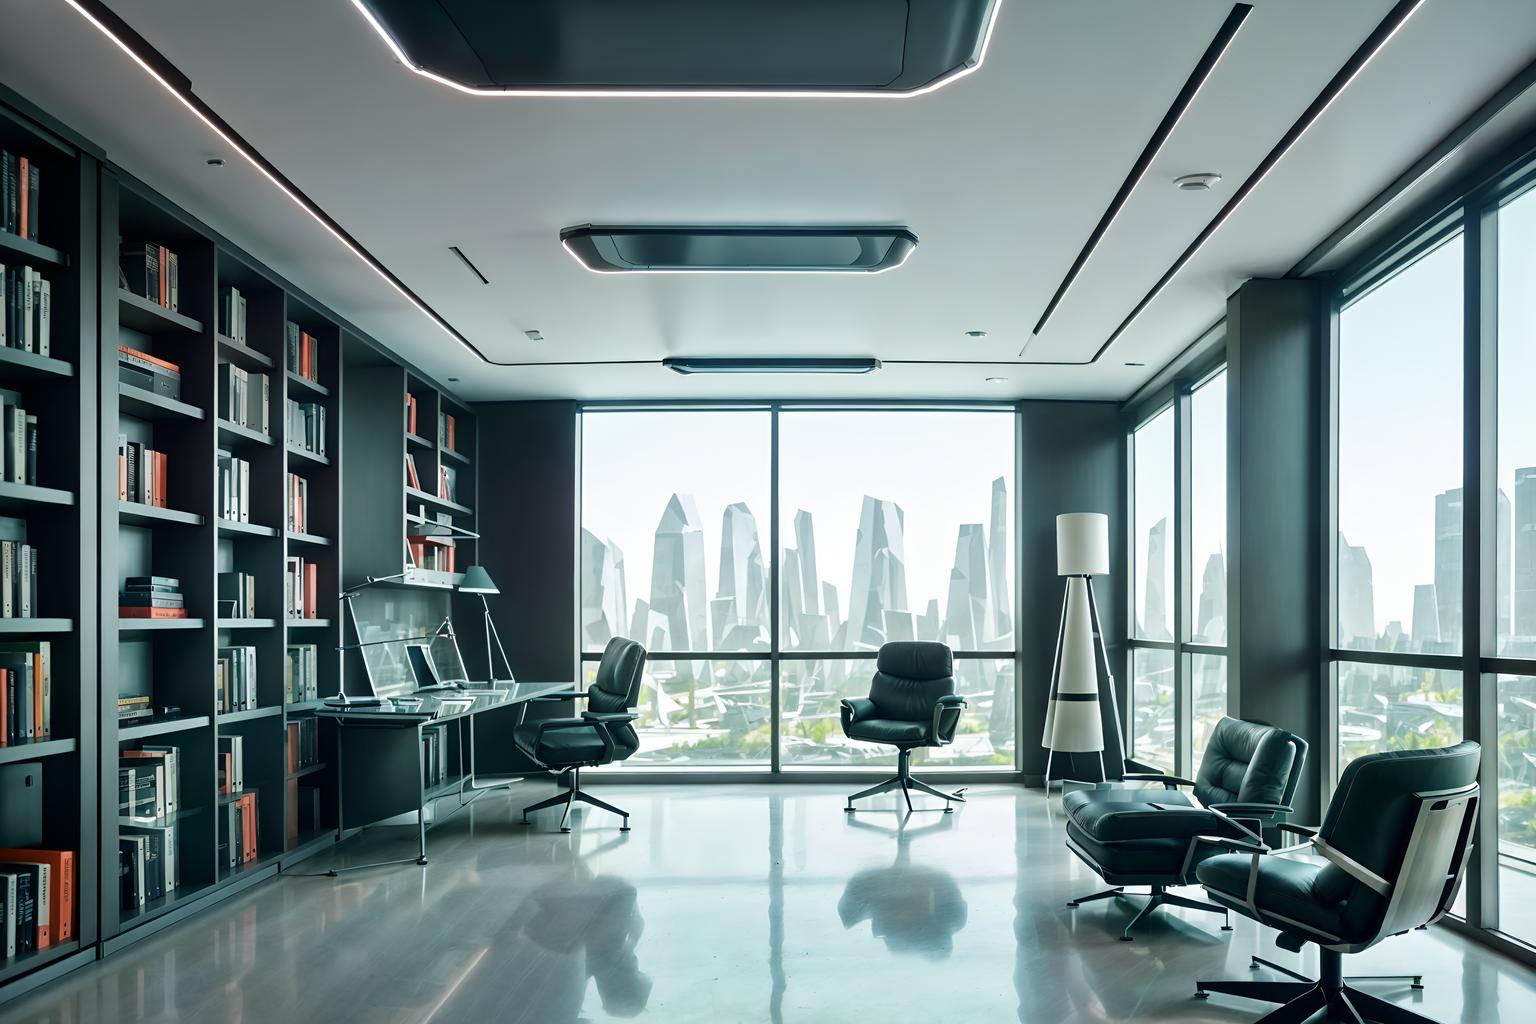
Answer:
[459,565,514,683]
[1042,513,1123,785]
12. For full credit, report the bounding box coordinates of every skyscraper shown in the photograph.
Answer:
[1498,488,1512,641]
[579,528,627,649]
[1435,488,1463,648]
[1142,518,1171,641]
[1517,468,1536,637]
[714,502,768,648]
[1337,536,1375,647]
[1196,551,1227,643]
[1412,583,1439,651]
[848,496,909,649]
[987,476,1011,641]
[649,493,709,652]
[943,523,989,650]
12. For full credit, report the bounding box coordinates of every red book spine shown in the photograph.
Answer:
[304,564,317,619]
[242,794,257,862]
[0,850,75,944]
[17,157,29,238]
[33,653,43,738]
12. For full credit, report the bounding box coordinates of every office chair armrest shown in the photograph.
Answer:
[1206,805,1265,845]
[931,694,968,746]
[1122,772,1197,790]
[840,698,878,728]
[1207,801,1293,821]
[1191,833,1269,856]
[581,711,637,724]
[1277,822,1318,839]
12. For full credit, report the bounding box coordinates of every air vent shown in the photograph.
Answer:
[561,226,918,274]
[663,357,881,375]
[352,0,1000,97]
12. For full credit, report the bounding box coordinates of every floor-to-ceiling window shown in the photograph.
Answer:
[1328,163,1536,958]
[579,406,1017,771]
[1126,364,1228,775]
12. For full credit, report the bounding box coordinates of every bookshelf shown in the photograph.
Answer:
[0,99,99,994]
[0,83,468,1002]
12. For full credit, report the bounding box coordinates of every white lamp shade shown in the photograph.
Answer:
[1041,577,1106,752]
[1056,512,1110,576]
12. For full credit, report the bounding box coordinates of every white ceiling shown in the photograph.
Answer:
[3,0,1536,401]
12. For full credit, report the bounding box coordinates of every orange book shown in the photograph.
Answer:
[118,453,127,501]
[119,607,189,619]
[116,344,181,375]
[286,723,299,773]
[406,393,417,435]
[155,452,167,509]
[241,794,257,862]
[218,752,233,795]
[16,157,29,238]
[405,455,420,490]
[33,653,43,738]
[304,563,317,619]
[0,849,73,944]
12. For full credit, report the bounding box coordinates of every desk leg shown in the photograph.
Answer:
[323,722,431,876]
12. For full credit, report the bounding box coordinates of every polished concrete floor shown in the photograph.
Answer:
[4,783,1536,1023]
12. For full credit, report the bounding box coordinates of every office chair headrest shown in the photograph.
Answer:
[876,641,953,680]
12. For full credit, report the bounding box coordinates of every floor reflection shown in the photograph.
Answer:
[0,783,1532,1024]
[837,814,968,958]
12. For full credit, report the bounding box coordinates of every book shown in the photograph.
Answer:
[0,850,71,944]
[118,607,189,619]
[1,863,37,953]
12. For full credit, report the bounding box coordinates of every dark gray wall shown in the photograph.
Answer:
[1227,278,1326,819]
[1018,401,1128,784]
[463,401,579,682]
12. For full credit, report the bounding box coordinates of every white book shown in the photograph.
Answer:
[20,268,33,352]
[38,279,50,356]
[1,872,15,959]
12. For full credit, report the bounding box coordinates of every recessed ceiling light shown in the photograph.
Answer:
[1173,172,1222,191]
[447,377,460,382]
[205,157,225,167]
[1124,362,1145,367]
[985,376,1008,384]
[524,329,544,341]
[965,330,988,338]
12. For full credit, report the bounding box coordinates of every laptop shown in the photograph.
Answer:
[405,642,502,695]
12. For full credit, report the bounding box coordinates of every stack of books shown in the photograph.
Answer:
[1,265,51,354]
[0,515,40,618]
[0,641,51,742]
[218,363,269,435]
[116,693,152,723]
[219,285,248,343]
[119,576,186,620]
[116,437,170,508]
[1,847,75,956]
[422,724,448,790]
[285,557,318,619]
[438,410,456,452]
[405,392,418,434]
[120,242,179,312]
[287,718,319,772]
[217,571,257,618]
[216,734,259,867]
[286,399,326,456]
[0,389,39,486]
[285,644,319,703]
[285,322,320,383]
[287,473,309,533]
[216,646,257,713]
[438,464,457,503]
[217,450,251,523]
[2,151,41,241]
[117,344,180,401]
[119,744,179,910]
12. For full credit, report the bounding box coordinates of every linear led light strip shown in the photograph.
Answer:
[61,0,489,364]
[557,238,918,276]
[1029,3,1252,340]
[349,0,1003,100]
[1096,0,1427,356]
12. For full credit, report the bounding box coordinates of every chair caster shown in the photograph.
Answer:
[416,857,429,866]
[1119,935,1135,942]
[1194,990,1210,1000]
[845,806,855,813]
[560,827,571,833]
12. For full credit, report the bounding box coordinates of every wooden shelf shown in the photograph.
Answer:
[216,334,273,370]
[0,618,73,633]
[119,501,203,527]
[0,939,82,987]
[0,228,67,267]
[287,445,330,467]
[405,432,433,450]
[216,706,281,725]
[119,879,218,931]
[285,762,327,781]
[0,481,75,512]
[118,288,204,335]
[286,618,332,629]
[440,446,470,466]
[287,531,332,547]
[120,617,205,631]
[0,737,78,765]
[118,382,205,421]
[405,488,472,517]
[216,618,277,630]
[217,518,278,538]
[0,345,74,381]
[216,419,273,447]
[118,715,212,741]
[286,371,329,398]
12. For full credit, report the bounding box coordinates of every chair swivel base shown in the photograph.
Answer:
[845,748,966,813]
[1198,949,1437,1024]
[521,767,631,833]
[1069,884,1231,941]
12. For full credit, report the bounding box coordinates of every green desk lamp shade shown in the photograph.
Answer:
[459,565,499,594]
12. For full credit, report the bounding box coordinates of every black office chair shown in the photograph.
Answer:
[841,641,968,813]
[1194,742,1480,1024]
[514,637,646,833]
[1063,716,1307,940]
